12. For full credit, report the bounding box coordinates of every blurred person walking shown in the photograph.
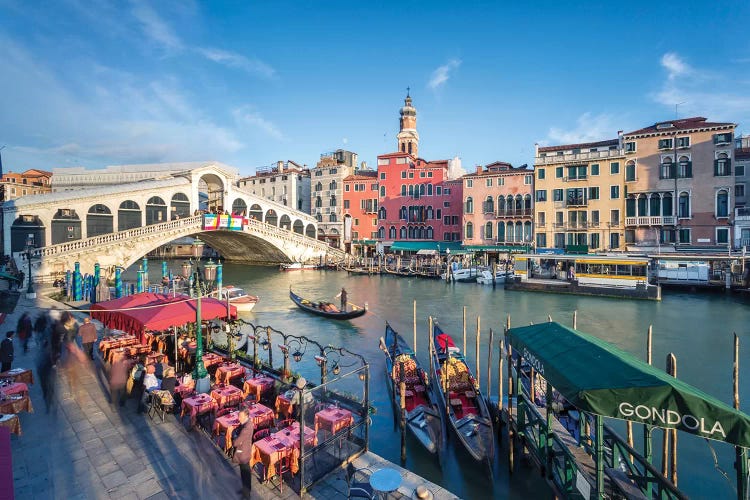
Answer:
[77,317,98,361]
[16,312,32,354]
[0,331,14,372]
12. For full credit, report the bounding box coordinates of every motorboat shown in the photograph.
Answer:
[220,286,259,312]
[280,262,320,271]
[476,270,514,285]
[440,267,483,283]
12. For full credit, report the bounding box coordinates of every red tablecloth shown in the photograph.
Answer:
[213,411,242,451]
[0,383,28,398]
[210,385,244,409]
[202,353,225,370]
[243,375,275,401]
[99,336,138,359]
[0,414,20,436]
[250,436,299,479]
[0,394,33,414]
[275,394,293,419]
[0,368,34,385]
[180,393,218,427]
[246,403,275,429]
[108,344,150,364]
[215,363,245,384]
[314,407,353,435]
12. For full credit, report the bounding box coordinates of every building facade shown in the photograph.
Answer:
[311,151,358,247]
[733,135,750,248]
[462,162,534,249]
[622,117,736,247]
[533,140,627,251]
[1,169,52,201]
[237,160,311,213]
[342,170,379,255]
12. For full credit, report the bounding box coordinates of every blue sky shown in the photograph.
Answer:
[1,0,749,176]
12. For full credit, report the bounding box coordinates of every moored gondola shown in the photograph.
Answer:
[289,289,367,320]
[379,323,444,455]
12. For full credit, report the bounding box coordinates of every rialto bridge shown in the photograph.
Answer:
[2,162,349,282]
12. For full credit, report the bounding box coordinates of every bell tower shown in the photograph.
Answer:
[397,88,419,157]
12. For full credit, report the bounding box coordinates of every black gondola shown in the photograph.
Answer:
[289,289,367,320]
[379,323,444,455]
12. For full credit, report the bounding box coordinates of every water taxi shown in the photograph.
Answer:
[220,286,259,312]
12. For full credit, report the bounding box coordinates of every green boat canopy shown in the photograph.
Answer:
[0,272,21,284]
[507,322,750,447]
[389,241,463,252]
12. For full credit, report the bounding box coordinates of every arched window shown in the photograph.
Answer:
[465,222,474,239]
[637,195,648,216]
[497,196,505,213]
[408,142,412,155]
[679,192,690,218]
[419,184,425,195]
[378,227,386,239]
[316,214,323,222]
[389,226,396,239]
[329,213,337,222]
[465,197,474,214]
[426,226,433,239]
[316,182,323,192]
[400,206,407,220]
[315,197,322,208]
[400,226,407,239]
[426,206,433,219]
[650,194,661,216]
[330,195,336,207]
[515,195,523,212]
[507,222,515,242]
[485,196,494,214]
[524,221,532,242]
[401,185,407,196]
[329,180,337,190]
[506,195,514,214]
[717,190,729,217]
[662,193,673,216]
[379,207,387,220]
[380,186,386,197]
[427,184,433,196]
[515,221,523,242]
[408,227,414,239]
[524,194,532,212]
[485,222,493,240]
[497,222,505,242]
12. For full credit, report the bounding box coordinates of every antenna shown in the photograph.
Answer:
[675,101,686,119]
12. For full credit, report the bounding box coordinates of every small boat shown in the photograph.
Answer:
[289,289,367,320]
[280,262,319,271]
[430,321,494,465]
[220,286,259,312]
[476,270,514,285]
[440,267,484,283]
[379,323,444,455]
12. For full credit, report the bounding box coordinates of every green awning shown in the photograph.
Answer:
[352,239,377,245]
[389,241,463,252]
[0,272,21,283]
[507,322,750,447]
[464,245,531,253]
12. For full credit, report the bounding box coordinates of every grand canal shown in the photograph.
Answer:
[135,262,750,498]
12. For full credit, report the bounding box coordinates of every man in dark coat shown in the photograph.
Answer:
[231,409,255,497]
[16,313,32,354]
[0,331,14,372]
[77,317,98,360]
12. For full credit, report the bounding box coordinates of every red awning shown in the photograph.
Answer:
[91,293,236,339]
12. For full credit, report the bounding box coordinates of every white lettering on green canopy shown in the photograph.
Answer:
[618,402,726,439]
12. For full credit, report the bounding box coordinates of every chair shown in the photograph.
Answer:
[253,428,271,442]
[216,407,234,419]
[274,448,294,493]
[147,391,175,423]
[276,419,295,431]
[346,463,374,499]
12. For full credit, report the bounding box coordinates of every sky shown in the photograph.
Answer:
[1,0,749,176]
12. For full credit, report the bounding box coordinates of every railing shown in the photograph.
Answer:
[625,216,676,226]
[496,209,533,218]
[535,148,623,165]
[736,207,750,220]
[563,176,587,182]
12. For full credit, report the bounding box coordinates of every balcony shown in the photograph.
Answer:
[625,216,677,226]
[563,176,587,182]
[496,209,533,218]
[736,207,750,221]
[535,148,623,165]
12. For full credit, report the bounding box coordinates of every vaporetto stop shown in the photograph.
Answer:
[618,401,727,439]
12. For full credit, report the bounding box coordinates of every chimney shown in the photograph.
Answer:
[277,160,284,172]
[617,130,623,149]
[534,142,539,157]
[475,165,482,174]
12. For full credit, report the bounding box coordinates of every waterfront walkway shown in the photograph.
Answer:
[7,293,458,499]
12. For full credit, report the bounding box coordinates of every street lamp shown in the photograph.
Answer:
[25,237,36,299]
[191,261,218,394]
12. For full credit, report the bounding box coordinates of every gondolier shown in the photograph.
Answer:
[339,288,348,311]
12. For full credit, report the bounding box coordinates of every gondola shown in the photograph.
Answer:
[430,321,494,466]
[289,289,367,320]
[379,323,444,455]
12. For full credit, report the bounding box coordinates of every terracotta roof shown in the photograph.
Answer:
[23,169,53,176]
[378,152,414,159]
[736,148,750,160]
[344,173,378,181]
[624,117,735,137]
[538,139,618,153]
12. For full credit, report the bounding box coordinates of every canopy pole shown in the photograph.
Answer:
[545,380,553,478]
[644,325,654,498]
[463,307,467,355]
[413,300,417,355]
[475,317,481,391]
[595,414,604,499]
[487,328,493,403]
[516,353,526,456]
[735,332,748,500]
[668,353,678,486]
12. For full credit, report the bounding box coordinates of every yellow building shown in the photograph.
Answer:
[533,139,626,251]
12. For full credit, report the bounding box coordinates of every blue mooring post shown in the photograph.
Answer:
[93,263,100,304]
[115,267,122,298]
[73,262,82,301]
[142,257,149,288]
[162,261,168,281]
[137,270,144,293]
[217,261,223,298]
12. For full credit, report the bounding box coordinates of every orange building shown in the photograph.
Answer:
[1,169,52,200]
[342,170,379,255]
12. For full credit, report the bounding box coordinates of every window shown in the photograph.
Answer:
[678,157,692,178]
[591,210,600,227]
[556,167,563,178]
[344,200,350,209]
[588,187,599,200]
[380,172,386,180]
[536,233,547,248]
[660,158,674,179]
[486,178,492,187]
[420,172,425,178]
[538,212,546,226]
[465,222,474,239]
[428,172,433,178]
[465,197,474,214]
[380,186,386,197]
[345,185,350,192]
[567,166,587,180]
[466,179,473,188]
[610,233,620,249]
[401,171,406,178]
[736,184,745,197]
[715,153,731,176]
[484,222,493,239]
[610,186,620,199]
[610,162,620,174]
[678,228,691,244]
[610,209,620,226]
[717,190,729,217]
[714,133,733,145]
[408,172,414,179]
[590,233,600,249]
[524,175,533,184]
[678,192,690,218]
[591,164,599,176]
[567,188,586,206]
[553,189,563,202]
[537,169,545,179]
[737,165,746,177]
[677,136,690,148]
[535,190,547,202]
[625,141,636,153]
[717,228,730,244]
[658,138,673,150]
[625,162,636,181]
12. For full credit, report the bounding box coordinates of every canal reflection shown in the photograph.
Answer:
[132,262,750,499]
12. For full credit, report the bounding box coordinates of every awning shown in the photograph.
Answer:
[464,245,531,253]
[389,241,464,252]
[507,322,750,447]
[416,249,437,255]
[0,272,21,284]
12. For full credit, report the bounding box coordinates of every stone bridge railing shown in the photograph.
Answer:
[240,217,349,262]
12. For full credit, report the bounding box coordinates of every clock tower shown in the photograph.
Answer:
[397,89,419,157]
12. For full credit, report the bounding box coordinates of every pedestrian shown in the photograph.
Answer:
[0,331,14,372]
[110,356,129,409]
[16,312,32,354]
[339,287,348,312]
[231,408,255,497]
[34,312,49,340]
[77,317,98,361]
[36,339,56,413]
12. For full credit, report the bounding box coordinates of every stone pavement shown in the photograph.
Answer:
[7,292,458,499]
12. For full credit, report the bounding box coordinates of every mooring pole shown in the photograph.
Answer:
[413,300,417,355]
[508,339,514,473]
[595,414,604,499]
[573,310,577,329]
[734,333,748,500]
[475,316,481,391]
[399,361,407,465]
[463,307,467,354]
[661,354,672,479]
[668,353,678,486]
[644,324,654,497]
[487,328,494,403]
[498,338,504,431]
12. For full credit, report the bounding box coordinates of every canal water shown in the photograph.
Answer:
[133,262,750,499]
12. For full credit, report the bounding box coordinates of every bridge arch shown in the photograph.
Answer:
[170,193,190,219]
[248,204,262,221]
[198,173,224,212]
[51,208,81,245]
[231,198,247,216]
[87,204,113,237]
[293,220,304,234]
[118,200,142,230]
[265,209,278,226]
[280,214,291,231]
[305,224,315,238]
[11,215,45,252]
[146,196,168,225]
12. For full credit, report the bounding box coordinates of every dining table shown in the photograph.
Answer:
[180,393,218,427]
[108,344,150,364]
[250,422,316,481]
[243,374,275,402]
[0,414,21,436]
[0,368,34,386]
[201,353,225,370]
[314,406,354,435]
[274,393,293,419]
[0,394,33,414]
[213,410,242,452]
[210,385,244,409]
[215,362,246,385]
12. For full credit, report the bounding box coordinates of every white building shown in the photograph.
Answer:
[238,160,311,213]
[311,150,358,248]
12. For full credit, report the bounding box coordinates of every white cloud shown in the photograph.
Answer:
[131,1,182,51]
[661,53,692,80]
[543,113,617,145]
[233,106,285,140]
[428,58,461,90]
[196,47,276,78]
[342,137,348,145]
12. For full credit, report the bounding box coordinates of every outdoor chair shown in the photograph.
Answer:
[346,463,374,499]
[147,390,175,423]
[253,428,271,442]
[276,419,295,431]
[273,448,294,493]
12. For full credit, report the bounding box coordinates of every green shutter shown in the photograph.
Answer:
[686,161,692,178]
[728,159,732,175]
[714,159,719,176]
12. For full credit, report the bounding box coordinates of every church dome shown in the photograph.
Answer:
[400,95,416,117]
